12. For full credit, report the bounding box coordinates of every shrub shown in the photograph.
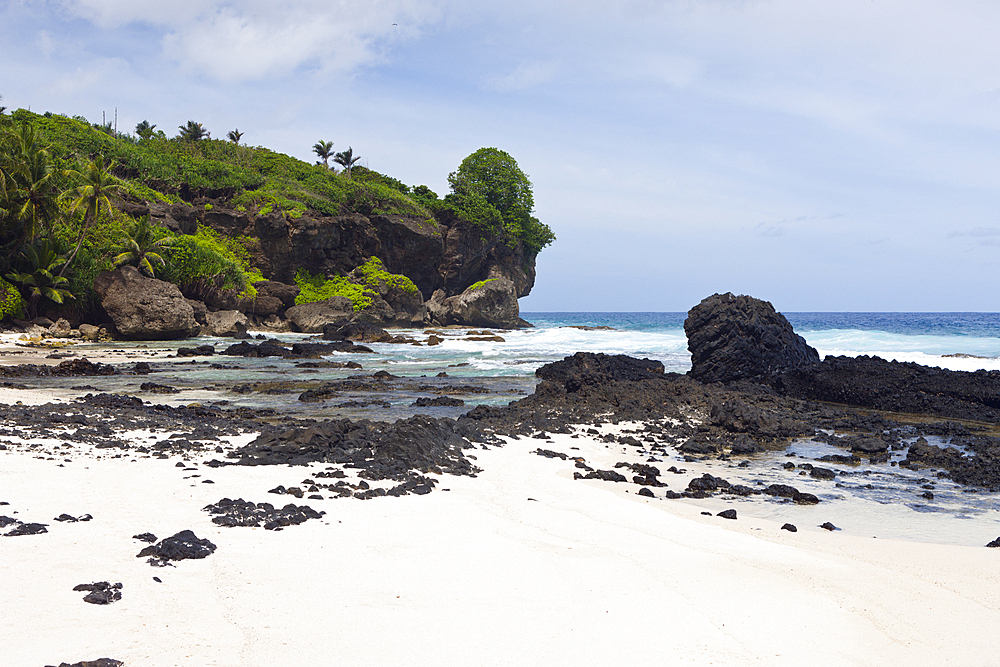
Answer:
[294,269,374,312]
[0,277,25,320]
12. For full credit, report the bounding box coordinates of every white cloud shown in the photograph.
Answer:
[58,0,444,81]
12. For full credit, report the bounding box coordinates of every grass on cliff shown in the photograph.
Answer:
[11,109,432,222]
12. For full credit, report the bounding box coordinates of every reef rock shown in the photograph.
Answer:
[685,292,819,384]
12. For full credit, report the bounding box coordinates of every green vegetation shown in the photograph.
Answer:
[0,104,554,322]
[0,277,24,319]
[445,148,554,252]
[467,278,498,291]
[161,226,263,301]
[334,147,360,178]
[313,140,334,169]
[294,257,417,312]
[294,269,373,312]
[357,256,418,294]
[5,241,74,318]
[110,215,177,277]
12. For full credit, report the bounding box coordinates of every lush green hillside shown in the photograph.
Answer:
[0,107,554,321]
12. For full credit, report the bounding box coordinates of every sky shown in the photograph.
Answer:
[2,0,1000,312]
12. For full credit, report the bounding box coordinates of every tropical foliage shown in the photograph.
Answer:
[334,147,360,177]
[313,140,334,169]
[178,120,210,141]
[0,104,555,322]
[446,147,554,252]
[5,240,74,318]
[111,215,177,277]
[294,257,416,311]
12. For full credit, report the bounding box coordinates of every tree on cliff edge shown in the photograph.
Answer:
[447,147,554,252]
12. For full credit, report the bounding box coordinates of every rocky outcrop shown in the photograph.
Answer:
[428,277,521,329]
[285,296,354,333]
[192,202,536,302]
[685,293,819,383]
[772,355,1000,423]
[536,352,665,392]
[94,266,200,340]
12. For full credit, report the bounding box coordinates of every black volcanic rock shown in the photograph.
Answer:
[204,498,324,530]
[137,530,216,563]
[685,292,819,383]
[535,351,665,392]
[772,355,1000,423]
[73,581,122,605]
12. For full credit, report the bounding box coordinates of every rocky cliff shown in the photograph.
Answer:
[141,199,536,302]
[116,198,537,332]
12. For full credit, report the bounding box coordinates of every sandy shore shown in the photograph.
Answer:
[3,417,999,666]
[0,332,183,368]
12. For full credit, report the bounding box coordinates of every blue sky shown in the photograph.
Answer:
[3,0,1000,311]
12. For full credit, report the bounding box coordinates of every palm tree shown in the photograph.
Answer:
[334,147,361,178]
[59,157,128,277]
[135,120,156,140]
[312,140,334,168]
[2,122,58,245]
[178,120,210,141]
[111,216,176,277]
[6,241,74,318]
[227,129,244,144]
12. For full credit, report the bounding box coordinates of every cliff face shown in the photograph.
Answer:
[145,200,536,301]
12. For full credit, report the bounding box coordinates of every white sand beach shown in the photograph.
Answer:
[3,421,999,667]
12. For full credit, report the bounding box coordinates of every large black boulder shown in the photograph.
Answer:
[685,293,819,384]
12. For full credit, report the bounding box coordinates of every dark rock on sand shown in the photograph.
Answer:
[203,498,324,530]
[820,522,839,531]
[781,523,798,532]
[45,659,124,667]
[233,415,480,481]
[132,532,157,543]
[534,449,568,459]
[574,469,629,482]
[717,509,738,520]
[73,581,122,605]
[763,484,820,504]
[4,521,48,536]
[987,537,1000,548]
[137,530,217,563]
[637,487,655,498]
[684,292,819,384]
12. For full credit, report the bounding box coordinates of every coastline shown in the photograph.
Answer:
[4,313,1000,665]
